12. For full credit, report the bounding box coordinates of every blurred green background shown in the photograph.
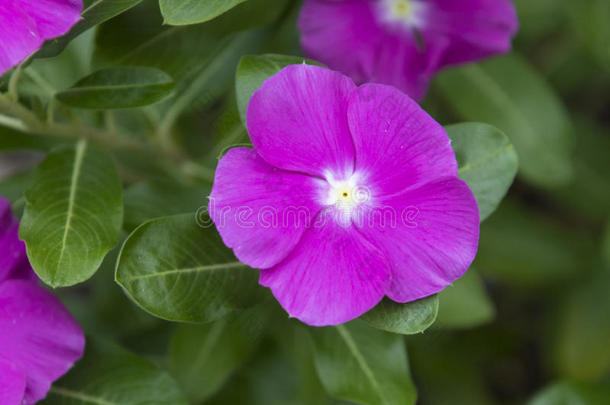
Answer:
[0,0,609,404]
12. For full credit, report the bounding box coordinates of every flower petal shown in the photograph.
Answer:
[15,0,82,40]
[347,83,457,197]
[246,64,356,178]
[0,198,35,283]
[423,0,519,66]
[0,359,26,405]
[299,0,384,86]
[0,3,41,75]
[298,0,447,99]
[357,177,479,302]
[209,148,323,269]
[0,280,85,405]
[259,212,390,326]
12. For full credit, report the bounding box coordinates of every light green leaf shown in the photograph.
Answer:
[123,180,208,231]
[160,0,248,26]
[115,213,262,322]
[309,321,416,405]
[56,67,174,109]
[37,0,144,58]
[446,123,518,221]
[436,54,574,188]
[360,295,438,335]
[20,140,123,287]
[41,338,188,405]
[168,304,269,403]
[235,54,322,124]
[435,270,495,329]
[528,381,610,405]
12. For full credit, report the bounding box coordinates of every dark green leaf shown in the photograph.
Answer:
[476,200,594,286]
[552,269,610,380]
[360,296,438,335]
[20,140,123,287]
[41,338,188,405]
[168,304,269,402]
[446,123,518,221]
[235,54,322,124]
[309,321,416,405]
[56,67,174,109]
[160,0,248,26]
[435,270,495,329]
[436,54,574,188]
[36,0,143,58]
[123,180,208,232]
[115,213,262,322]
[528,381,610,405]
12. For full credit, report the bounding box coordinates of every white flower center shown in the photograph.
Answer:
[378,0,427,29]
[321,172,371,225]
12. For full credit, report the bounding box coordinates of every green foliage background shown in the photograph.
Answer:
[0,0,608,404]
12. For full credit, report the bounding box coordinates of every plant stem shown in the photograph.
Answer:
[0,94,214,183]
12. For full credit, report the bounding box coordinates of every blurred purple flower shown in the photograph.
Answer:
[209,65,479,326]
[0,0,82,75]
[298,0,518,99]
[0,197,84,405]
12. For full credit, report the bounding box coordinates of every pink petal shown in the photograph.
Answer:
[0,280,85,405]
[15,0,82,39]
[209,148,323,269]
[298,0,384,86]
[357,177,479,302]
[0,2,41,75]
[0,198,35,283]
[259,212,390,326]
[0,359,26,405]
[0,0,82,75]
[347,83,457,197]
[298,0,447,99]
[246,64,356,178]
[424,0,519,67]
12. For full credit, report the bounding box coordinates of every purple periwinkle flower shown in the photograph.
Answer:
[0,0,83,75]
[0,197,84,405]
[298,0,519,100]
[209,65,479,326]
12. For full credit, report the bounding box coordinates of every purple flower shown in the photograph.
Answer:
[0,0,83,75]
[298,0,518,100]
[209,65,479,326]
[0,197,84,405]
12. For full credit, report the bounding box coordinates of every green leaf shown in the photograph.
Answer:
[435,270,495,329]
[0,170,32,205]
[20,140,123,287]
[115,213,262,322]
[476,200,594,287]
[37,0,144,58]
[309,321,416,405]
[553,269,610,380]
[168,304,269,403]
[41,338,188,405]
[446,123,518,221]
[235,54,322,124]
[528,381,610,405]
[563,0,610,70]
[123,180,208,231]
[603,222,610,269]
[56,67,174,109]
[160,0,248,26]
[436,54,574,188]
[360,295,438,335]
